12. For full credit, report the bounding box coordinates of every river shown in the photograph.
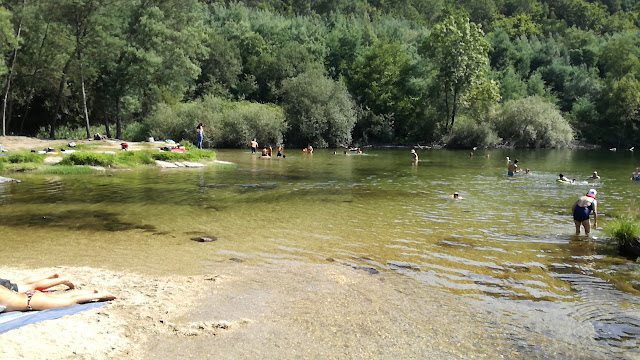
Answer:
[1,148,639,358]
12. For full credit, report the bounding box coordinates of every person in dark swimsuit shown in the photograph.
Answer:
[572,189,598,235]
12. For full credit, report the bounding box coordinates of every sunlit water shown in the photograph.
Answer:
[2,149,640,358]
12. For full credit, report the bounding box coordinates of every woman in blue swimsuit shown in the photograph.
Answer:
[572,189,598,235]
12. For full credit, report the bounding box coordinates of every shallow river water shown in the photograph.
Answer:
[2,148,640,358]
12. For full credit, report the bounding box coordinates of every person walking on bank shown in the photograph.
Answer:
[195,123,204,149]
[572,189,598,235]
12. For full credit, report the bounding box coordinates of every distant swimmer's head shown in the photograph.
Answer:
[587,189,597,198]
[593,171,598,175]
[514,159,519,164]
[453,192,459,199]
[559,173,564,177]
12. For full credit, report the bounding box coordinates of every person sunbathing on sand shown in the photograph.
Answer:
[1,273,75,293]
[0,284,116,313]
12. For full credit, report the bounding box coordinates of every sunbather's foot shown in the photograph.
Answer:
[61,279,75,289]
[97,290,117,301]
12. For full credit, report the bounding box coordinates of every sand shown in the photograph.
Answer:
[0,266,218,360]
[0,136,150,152]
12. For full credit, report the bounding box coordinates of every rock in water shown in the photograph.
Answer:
[192,236,218,242]
[0,176,21,184]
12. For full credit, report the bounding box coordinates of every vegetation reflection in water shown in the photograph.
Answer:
[1,149,640,356]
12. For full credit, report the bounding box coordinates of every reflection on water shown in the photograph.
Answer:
[1,149,640,358]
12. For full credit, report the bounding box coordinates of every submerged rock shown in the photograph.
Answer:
[192,236,218,242]
[0,176,20,184]
[620,238,640,259]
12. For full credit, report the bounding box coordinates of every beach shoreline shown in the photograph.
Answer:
[0,265,217,360]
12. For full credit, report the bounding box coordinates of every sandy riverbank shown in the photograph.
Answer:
[0,136,149,152]
[0,266,219,360]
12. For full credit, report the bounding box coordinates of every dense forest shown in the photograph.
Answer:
[0,0,639,148]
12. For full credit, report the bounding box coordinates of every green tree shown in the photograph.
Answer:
[423,14,491,133]
[281,69,357,147]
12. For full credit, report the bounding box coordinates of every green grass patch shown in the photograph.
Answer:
[57,149,215,167]
[40,165,98,175]
[60,152,117,167]
[603,215,640,247]
[3,162,41,172]
[151,149,216,162]
[0,151,45,164]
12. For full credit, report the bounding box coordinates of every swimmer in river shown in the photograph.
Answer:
[411,149,418,161]
[507,159,519,176]
[589,171,600,180]
[453,192,459,199]
[525,169,531,175]
[558,173,570,182]
[250,138,258,154]
[277,145,283,157]
[631,168,640,181]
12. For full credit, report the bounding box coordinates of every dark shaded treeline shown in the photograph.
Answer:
[0,0,638,148]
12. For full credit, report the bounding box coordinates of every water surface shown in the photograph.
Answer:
[1,149,640,358]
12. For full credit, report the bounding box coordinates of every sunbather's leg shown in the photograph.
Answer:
[15,277,75,292]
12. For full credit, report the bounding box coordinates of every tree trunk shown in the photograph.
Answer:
[21,21,50,134]
[78,54,91,139]
[1,0,25,136]
[50,59,72,139]
[443,84,450,133]
[450,87,459,133]
[116,96,122,139]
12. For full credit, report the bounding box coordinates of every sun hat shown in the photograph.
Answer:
[587,189,597,198]
[410,149,416,153]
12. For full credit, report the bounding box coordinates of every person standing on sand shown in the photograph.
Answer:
[507,159,519,176]
[250,139,258,154]
[572,189,598,235]
[195,123,204,149]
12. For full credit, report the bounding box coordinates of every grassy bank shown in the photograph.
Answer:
[0,148,217,173]
[604,215,640,262]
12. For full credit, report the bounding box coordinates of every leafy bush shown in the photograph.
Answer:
[143,95,286,149]
[121,122,150,142]
[447,117,501,148]
[604,215,640,248]
[281,69,357,148]
[494,96,574,148]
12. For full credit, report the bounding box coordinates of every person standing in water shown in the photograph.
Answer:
[507,159,519,176]
[572,189,598,235]
[411,149,418,161]
[195,123,204,149]
[250,139,258,154]
[277,145,283,157]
